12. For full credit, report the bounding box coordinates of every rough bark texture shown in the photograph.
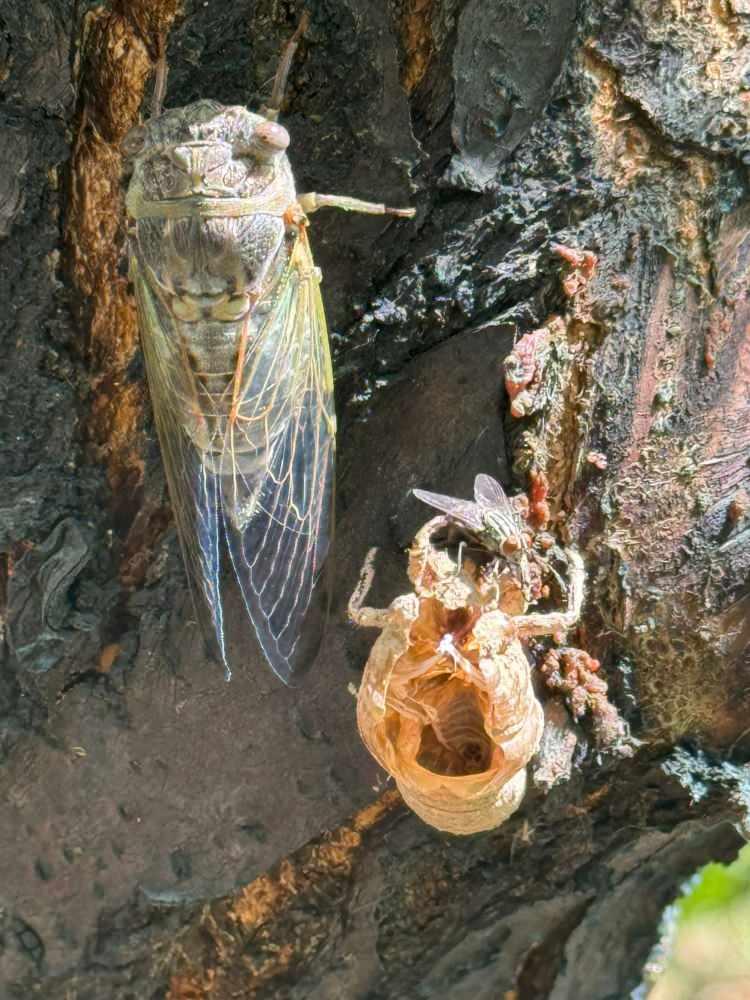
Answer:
[0,0,748,997]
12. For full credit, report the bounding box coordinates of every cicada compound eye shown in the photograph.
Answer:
[234,121,290,162]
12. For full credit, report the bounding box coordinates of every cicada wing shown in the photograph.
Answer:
[131,256,228,669]
[220,234,335,683]
[412,488,485,533]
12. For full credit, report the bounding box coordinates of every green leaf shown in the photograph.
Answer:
[676,844,750,924]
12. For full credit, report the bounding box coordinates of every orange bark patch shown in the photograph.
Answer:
[66,1,180,527]
[231,790,398,933]
[164,790,401,999]
[609,206,750,742]
[552,243,598,299]
[168,973,214,1000]
[399,0,435,93]
[582,48,664,188]
[97,643,121,673]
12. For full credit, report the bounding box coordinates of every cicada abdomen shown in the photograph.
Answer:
[122,36,413,683]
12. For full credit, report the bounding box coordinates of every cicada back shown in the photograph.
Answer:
[124,100,335,683]
[123,21,415,684]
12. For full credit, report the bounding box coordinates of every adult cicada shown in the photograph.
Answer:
[123,18,414,682]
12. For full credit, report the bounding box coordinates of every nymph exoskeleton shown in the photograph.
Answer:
[350,515,586,834]
[122,17,415,681]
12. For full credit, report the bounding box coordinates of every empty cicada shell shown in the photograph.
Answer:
[351,516,584,835]
[354,600,543,834]
[351,514,585,834]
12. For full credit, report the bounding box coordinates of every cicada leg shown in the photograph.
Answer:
[261,11,311,121]
[515,548,585,639]
[151,33,169,119]
[297,192,416,219]
[260,14,415,218]
[348,547,393,629]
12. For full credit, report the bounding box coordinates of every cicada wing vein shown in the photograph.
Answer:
[221,238,335,681]
[132,256,228,670]
[131,232,335,683]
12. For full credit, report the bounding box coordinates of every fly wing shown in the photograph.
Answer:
[412,488,485,533]
[473,473,509,510]
[475,472,523,528]
[131,255,228,669]
[220,231,335,683]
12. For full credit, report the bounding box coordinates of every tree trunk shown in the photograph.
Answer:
[1,0,748,997]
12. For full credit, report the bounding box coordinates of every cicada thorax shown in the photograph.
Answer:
[153,225,308,526]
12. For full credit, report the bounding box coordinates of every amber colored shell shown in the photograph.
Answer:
[354,518,545,835]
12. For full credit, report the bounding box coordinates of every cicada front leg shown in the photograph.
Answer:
[150,33,169,118]
[515,548,585,639]
[261,13,416,219]
[297,192,416,219]
[261,11,311,120]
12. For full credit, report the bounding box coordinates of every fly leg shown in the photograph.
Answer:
[455,539,466,576]
[261,12,310,121]
[297,192,416,219]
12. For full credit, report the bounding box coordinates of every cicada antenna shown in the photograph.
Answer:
[261,11,310,122]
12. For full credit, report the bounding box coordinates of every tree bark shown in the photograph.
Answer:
[0,0,748,997]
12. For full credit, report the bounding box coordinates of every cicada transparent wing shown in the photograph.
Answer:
[220,230,335,681]
[131,228,335,683]
[132,254,228,665]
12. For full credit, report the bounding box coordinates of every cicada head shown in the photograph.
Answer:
[123,101,296,207]
[124,102,300,334]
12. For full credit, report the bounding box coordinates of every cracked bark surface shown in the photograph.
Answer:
[0,1,748,997]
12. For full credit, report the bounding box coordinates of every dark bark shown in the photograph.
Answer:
[0,0,748,997]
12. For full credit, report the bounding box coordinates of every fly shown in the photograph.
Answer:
[413,474,532,592]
